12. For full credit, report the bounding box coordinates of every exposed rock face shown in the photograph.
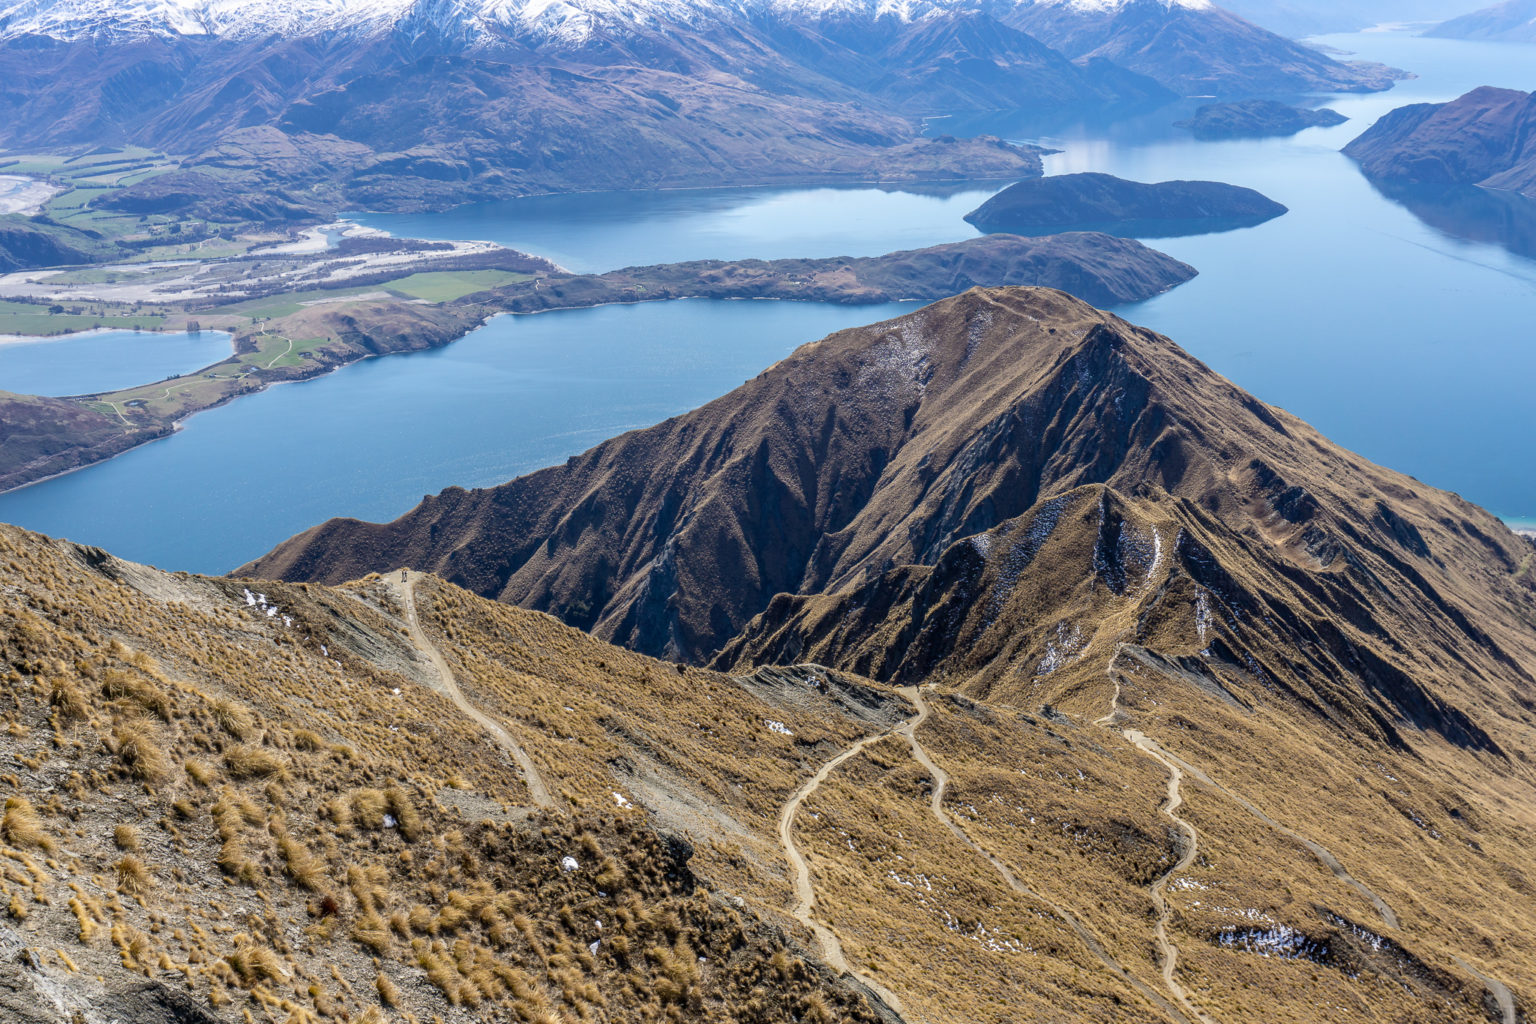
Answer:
[1175,99,1347,139]
[244,287,1536,765]
[1427,0,1536,42]
[962,172,1287,238]
[1344,86,1536,198]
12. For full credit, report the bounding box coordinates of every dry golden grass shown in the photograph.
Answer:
[0,523,889,1024]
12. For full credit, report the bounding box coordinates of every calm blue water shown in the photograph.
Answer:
[0,302,909,572]
[0,329,230,396]
[1,28,1534,573]
[1021,31,1536,528]
[353,184,997,274]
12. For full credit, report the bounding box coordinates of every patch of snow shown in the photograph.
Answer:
[765,719,794,736]
[560,855,580,872]
[1036,621,1086,676]
[1218,924,1327,962]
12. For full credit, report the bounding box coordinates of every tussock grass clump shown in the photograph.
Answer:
[115,855,153,894]
[350,789,388,830]
[276,830,324,892]
[112,723,167,782]
[375,972,401,1007]
[211,698,255,740]
[385,786,422,841]
[212,798,260,883]
[225,940,288,987]
[1,797,51,851]
[47,676,88,722]
[101,668,171,721]
[184,759,215,786]
[113,824,141,851]
[292,729,324,751]
[223,743,286,780]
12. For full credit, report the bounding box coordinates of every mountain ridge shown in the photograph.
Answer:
[5,287,1536,1023]
[242,288,1536,770]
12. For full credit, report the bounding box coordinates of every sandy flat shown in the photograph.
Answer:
[0,175,63,215]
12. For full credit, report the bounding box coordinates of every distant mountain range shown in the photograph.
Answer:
[0,0,1403,213]
[1426,0,1536,42]
[1220,0,1485,37]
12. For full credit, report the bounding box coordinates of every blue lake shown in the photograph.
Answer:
[0,27,1533,573]
[0,329,230,396]
[0,302,911,572]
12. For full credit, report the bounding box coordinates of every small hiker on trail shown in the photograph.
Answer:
[401,570,408,583]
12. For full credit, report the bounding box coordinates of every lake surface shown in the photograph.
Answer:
[1,27,1534,573]
[0,329,230,396]
[0,302,910,572]
[354,184,996,274]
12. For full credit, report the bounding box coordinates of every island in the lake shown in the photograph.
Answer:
[963,171,1288,238]
[1344,86,1536,198]
[0,231,1197,495]
[1175,99,1348,140]
[481,233,1195,313]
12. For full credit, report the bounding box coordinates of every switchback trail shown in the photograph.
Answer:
[1122,729,1216,1024]
[387,571,554,809]
[1102,647,1397,929]
[778,703,914,1019]
[1103,648,1520,1021]
[898,686,1195,1024]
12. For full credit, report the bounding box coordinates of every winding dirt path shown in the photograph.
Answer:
[1455,957,1518,1024]
[779,705,914,1018]
[261,333,294,370]
[1102,648,1521,1020]
[898,687,1195,1024]
[1122,730,1217,1024]
[389,571,554,809]
[1147,738,1398,930]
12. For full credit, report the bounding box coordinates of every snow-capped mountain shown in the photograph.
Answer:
[0,0,1397,220]
[0,0,1213,45]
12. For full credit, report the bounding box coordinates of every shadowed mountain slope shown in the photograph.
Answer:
[244,288,1536,767]
[13,284,1536,1022]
